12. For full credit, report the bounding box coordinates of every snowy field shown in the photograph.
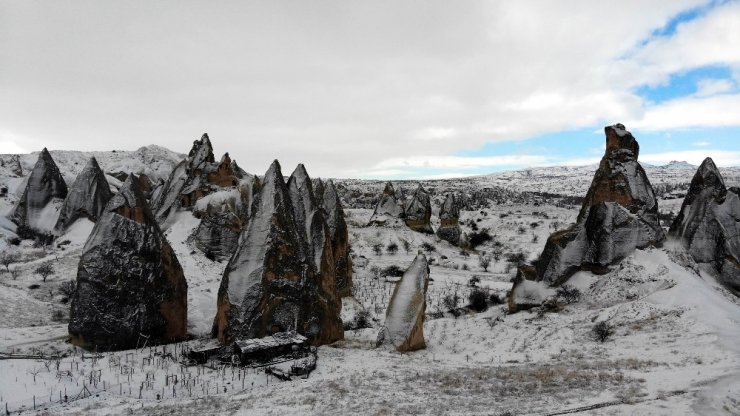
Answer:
[1,154,739,415]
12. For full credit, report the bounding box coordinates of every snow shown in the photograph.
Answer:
[1,145,740,414]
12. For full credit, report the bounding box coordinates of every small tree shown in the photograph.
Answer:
[58,280,77,302]
[556,285,581,305]
[401,239,411,254]
[386,242,399,255]
[421,242,436,253]
[372,243,383,256]
[492,248,503,265]
[592,321,614,343]
[468,289,488,312]
[1,251,20,272]
[478,254,491,272]
[34,262,54,282]
[443,293,460,311]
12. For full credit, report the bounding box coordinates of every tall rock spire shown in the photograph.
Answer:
[11,148,68,234]
[669,158,740,296]
[322,180,353,298]
[510,124,665,310]
[214,160,343,346]
[69,175,188,349]
[54,157,112,233]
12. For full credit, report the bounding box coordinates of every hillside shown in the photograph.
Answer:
[0,146,738,415]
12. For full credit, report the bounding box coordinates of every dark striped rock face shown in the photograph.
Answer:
[69,175,188,350]
[368,182,406,226]
[512,124,665,304]
[11,148,68,235]
[437,193,462,246]
[669,158,740,296]
[404,184,434,234]
[214,160,343,347]
[321,180,353,298]
[54,157,112,233]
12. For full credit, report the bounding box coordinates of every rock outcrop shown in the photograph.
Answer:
[669,158,740,296]
[404,184,434,234]
[11,148,68,235]
[54,157,113,233]
[69,175,188,350]
[368,182,405,226]
[515,124,665,291]
[377,254,429,352]
[321,180,353,297]
[190,176,259,261]
[213,160,343,346]
[152,134,240,225]
[436,193,462,245]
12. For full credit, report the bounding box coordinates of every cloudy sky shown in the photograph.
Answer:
[2,1,740,179]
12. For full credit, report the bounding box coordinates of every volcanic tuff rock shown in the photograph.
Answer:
[190,175,259,261]
[404,184,434,234]
[69,175,188,350]
[436,193,462,246]
[321,180,353,298]
[152,134,241,225]
[11,148,68,234]
[368,182,406,226]
[377,254,429,352]
[54,157,113,233]
[514,124,665,293]
[669,158,740,296]
[213,160,343,346]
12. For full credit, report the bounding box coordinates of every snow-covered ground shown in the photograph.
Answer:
[0,150,739,415]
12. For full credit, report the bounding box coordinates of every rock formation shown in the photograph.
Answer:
[404,184,434,234]
[152,134,240,225]
[511,124,665,307]
[322,180,353,298]
[368,182,405,226]
[11,148,68,235]
[213,160,343,346]
[377,254,429,352]
[669,158,740,296]
[190,176,259,261]
[437,193,462,245]
[69,175,188,350]
[54,157,113,233]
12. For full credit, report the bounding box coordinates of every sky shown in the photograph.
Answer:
[1,0,740,179]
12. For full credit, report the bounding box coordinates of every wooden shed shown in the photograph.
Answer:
[233,332,308,365]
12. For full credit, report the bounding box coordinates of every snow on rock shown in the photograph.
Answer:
[378,254,429,352]
[511,124,666,310]
[669,157,740,296]
[68,175,188,350]
[189,175,259,260]
[151,134,242,229]
[436,193,462,246]
[368,182,406,227]
[10,148,68,235]
[321,180,353,298]
[214,160,343,346]
[53,157,112,234]
[404,184,434,234]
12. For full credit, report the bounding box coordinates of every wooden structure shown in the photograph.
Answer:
[233,332,308,365]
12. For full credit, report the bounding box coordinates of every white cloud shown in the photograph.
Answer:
[3,0,740,179]
[692,140,711,147]
[630,94,740,130]
[695,78,735,97]
[0,141,28,154]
